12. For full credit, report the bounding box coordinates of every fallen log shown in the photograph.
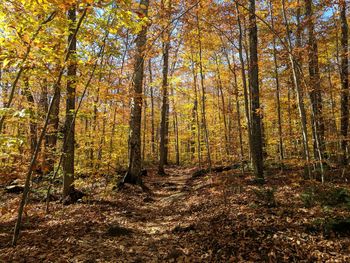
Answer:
[4,179,25,194]
[5,185,25,194]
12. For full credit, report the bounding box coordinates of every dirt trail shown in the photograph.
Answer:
[1,167,350,262]
[0,167,214,262]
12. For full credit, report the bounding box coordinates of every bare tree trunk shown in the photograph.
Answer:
[327,64,340,157]
[340,0,349,165]
[46,78,60,176]
[196,7,211,169]
[159,0,171,175]
[97,107,107,167]
[38,80,49,172]
[148,59,156,158]
[282,0,311,177]
[248,0,264,179]
[287,69,295,157]
[233,62,245,172]
[142,86,147,164]
[190,52,202,168]
[124,0,149,184]
[269,0,284,162]
[305,0,325,159]
[171,84,180,165]
[63,6,77,197]
[23,76,37,155]
[215,54,230,157]
[169,43,181,166]
[236,3,252,161]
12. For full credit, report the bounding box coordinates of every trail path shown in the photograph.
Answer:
[1,167,219,262]
[1,167,350,262]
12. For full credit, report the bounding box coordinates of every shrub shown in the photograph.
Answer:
[301,186,350,209]
[301,187,316,208]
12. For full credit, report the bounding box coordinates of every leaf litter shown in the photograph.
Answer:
[1,167,350,262]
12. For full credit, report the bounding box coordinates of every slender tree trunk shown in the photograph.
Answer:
[169,47,181,166]
[236,3,252,161]
[97,107,107,167]
[38,80,49,172]
[270,0,284,162]
[142,86,147,163]
[233,62,245,171]
[91,85,100,167]
[215,55,230,157]
[340,0,349,165]
[248,0,264,179]
[327,64,340,157]
[159,0,171,175]
[93,49,108,171]
[305,0,325,160]
[287,69,295,157]
[196,8,211,169]
[46,78,60,176]
[171,84,180,165]
[124,0,149,184]
[23,76,37,155]
[174,115,180,165]
[282,0,311,177]
[0,71,8,133]
[148,59,156,158]
[190,52,201,167]
[62,6,77,197]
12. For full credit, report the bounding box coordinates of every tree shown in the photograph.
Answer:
[62,5,77,198]
[248,0,263,179]
[123,0,150,185]
[236,3,252,161]
[281,0,311,177]
[339,0,349,165]
[269,0,284,162]
[305,0,325,160]
[159,0,172,175]
[196,5,212,169]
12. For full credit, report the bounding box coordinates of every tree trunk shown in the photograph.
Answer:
[190,51,202,168]
[148,59,156,158]
[215,55,230,157]
[282,0,311,177]
[23,76,37,155]
[196,7,211,169]
[305,0,325,159]
[62,6,77,197]
[142,86,147,164]
[159,0,171,175]
[38,80,49,172]
[232,61,245,172]
[236,3,252,161]
[340,0,349,165]
[124,0,150,184]
[270,0,284,162]
[248,0,264,179]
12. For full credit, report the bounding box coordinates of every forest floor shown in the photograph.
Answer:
[1,165,350,262]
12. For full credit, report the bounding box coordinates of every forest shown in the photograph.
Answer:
[0,0,350,261]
